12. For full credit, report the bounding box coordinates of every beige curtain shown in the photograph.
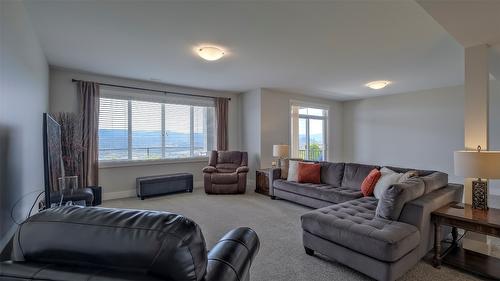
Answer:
[215,97,229,151]
[77,81,100,187]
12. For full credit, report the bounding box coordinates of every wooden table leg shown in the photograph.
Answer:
[433,221,442,268]
[452,227,458,246]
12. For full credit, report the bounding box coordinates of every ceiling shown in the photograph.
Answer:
[417,0,500,48]
[417,0,500,81]
[25,0,464,100]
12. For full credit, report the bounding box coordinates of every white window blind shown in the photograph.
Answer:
[99,98,129,160]
[131,100,162,160]
[165,104,191,158]
[98,88,216,162]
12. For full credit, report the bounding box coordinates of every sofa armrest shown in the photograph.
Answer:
[236,166,249,174]
[268,168,282,197]
[205,227,260,281]
[398,183,463,257]
[203,166,217,173]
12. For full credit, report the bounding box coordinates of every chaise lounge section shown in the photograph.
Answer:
[270,162,463,281]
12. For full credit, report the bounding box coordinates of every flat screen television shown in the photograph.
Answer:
[42,113,63,209]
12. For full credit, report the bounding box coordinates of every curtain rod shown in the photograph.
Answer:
[71,79,231,101]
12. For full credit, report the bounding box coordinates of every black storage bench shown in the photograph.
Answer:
[136,173,193,200]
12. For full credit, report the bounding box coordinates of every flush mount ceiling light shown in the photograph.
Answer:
[197,46,225,61]
[365,80,391,90]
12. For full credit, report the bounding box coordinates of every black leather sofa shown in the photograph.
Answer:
[0,206,259,281]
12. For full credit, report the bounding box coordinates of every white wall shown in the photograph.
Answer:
[240,89,261,181]
[240,88,344,181]
[0,0,49,248]
[49,68,241,199]
[343,85,465,184]
[489,80,500,195]
[260,89,344,168]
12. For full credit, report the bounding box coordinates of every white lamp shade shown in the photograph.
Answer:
[273,145,289,158]
[454,150,500,179]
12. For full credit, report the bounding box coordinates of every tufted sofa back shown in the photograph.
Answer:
[316,162,448,194]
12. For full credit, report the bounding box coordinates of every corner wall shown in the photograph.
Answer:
[240,89,262,182]
[0,0,49,248]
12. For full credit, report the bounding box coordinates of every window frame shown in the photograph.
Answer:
[289,100,329,161]
[98,89,216,167]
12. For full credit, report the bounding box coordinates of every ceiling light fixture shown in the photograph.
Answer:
[197,46,225,61]
[366,80,391,90]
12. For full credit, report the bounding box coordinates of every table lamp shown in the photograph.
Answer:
[454,146,500,210]
[273,144,289,168]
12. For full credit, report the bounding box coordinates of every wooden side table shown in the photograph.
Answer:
[255,168,280,196]
[432,203,500,279]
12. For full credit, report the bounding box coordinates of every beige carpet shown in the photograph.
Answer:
[103,188,483,281]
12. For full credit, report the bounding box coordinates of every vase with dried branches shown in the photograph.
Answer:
[54,112,86,189]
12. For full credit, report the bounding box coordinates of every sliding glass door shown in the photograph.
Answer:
[291,104,328,161]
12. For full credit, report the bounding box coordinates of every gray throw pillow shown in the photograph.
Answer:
[373,167,401,199]
[375,177,425,220]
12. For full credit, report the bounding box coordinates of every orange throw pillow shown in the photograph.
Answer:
[298,162,321,184]
[361,169,381,197]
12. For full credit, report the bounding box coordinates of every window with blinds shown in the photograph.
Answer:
[98,88,216,162]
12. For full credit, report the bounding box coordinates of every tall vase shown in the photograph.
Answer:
[57,176,79,206]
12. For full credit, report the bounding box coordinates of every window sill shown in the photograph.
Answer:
[99,157,209,169]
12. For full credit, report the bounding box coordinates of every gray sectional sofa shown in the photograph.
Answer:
[269,162,463,281]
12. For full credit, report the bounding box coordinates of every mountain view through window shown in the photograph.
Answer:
[99,94,216,161]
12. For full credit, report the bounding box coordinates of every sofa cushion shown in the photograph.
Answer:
[384,166,436,177]
[341,163,380,190]
[421,172,448,194]
[319,162,345,187]
[215,163,239,173]
[376,177,425,220]
[217,151,242,164]
[211,172,238,184]
[273,179,362,204]
[301,198,420,262]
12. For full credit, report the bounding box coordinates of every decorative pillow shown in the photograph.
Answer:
[399,170,418,183]
[375,177,425,220]
[298,162,321,184]
[361,169,381,197]
[287,160,300,181]
[373,168,402,199]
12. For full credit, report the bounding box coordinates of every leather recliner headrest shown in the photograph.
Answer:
[12,206,208,281]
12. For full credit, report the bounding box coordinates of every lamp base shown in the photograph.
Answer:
[472,179,488,210]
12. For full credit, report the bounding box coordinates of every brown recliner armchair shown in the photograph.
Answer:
[203,151,249,194]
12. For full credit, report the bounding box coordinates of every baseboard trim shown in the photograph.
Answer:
[102,181,204,201]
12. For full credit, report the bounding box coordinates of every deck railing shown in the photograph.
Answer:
[298,149,324,161]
